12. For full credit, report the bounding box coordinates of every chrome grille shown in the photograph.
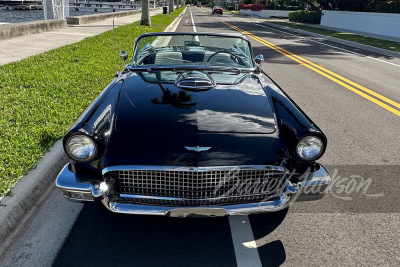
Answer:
[104,167,286,206]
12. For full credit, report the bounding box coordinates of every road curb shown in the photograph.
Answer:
[0,140,68,244]
[259,21,400,59]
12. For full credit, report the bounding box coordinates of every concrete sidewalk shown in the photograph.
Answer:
[0,9,162,66]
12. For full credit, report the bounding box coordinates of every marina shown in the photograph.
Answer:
[0,1,145,23]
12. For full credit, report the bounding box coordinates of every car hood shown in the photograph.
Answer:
[115,72,276,134]
[101,72,285,167]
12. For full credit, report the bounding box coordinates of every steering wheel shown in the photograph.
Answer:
[207,51,241,63]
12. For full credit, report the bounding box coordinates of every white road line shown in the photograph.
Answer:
[229,215,262,267]
[190,8,197,32]
[253,22,400,68]
[190,8,200,42]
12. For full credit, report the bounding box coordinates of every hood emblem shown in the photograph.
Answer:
[184,146,212,152]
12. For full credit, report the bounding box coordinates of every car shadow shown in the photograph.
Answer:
[52,202,288,267]
[250,208,288,266]
[52,202,236,267]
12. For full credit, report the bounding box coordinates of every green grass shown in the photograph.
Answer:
[268,21,400,53]
[0,8,185,198]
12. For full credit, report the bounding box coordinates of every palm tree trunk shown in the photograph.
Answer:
[169,0,174,14]
[140,0,151,26]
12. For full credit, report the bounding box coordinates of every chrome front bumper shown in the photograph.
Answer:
[56,164,331,217]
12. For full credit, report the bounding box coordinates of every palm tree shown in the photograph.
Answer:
[169,0,175,14]
[140,0,151,26]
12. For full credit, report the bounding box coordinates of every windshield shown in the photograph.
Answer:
[131,34,254,69]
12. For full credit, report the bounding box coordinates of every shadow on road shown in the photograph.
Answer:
[52,202,235,267]
[250,208,288,266]
[53,203,289,267]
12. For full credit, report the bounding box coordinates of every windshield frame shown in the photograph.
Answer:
[129,32,257,72]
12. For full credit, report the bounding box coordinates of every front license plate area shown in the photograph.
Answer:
[167,208,229,217]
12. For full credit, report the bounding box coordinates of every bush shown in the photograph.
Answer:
[288,10,322,24]
[337,0,368,11]
[377,1,400,13]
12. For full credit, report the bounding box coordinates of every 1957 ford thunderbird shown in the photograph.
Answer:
[56,32,331,217]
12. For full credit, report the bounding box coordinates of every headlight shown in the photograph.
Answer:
[65,135,97,161]
[296,136,324,161]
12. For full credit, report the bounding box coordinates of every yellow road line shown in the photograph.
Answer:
[197,7,207,13]
[218,20,400,117]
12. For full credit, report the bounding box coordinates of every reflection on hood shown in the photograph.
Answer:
[179,109,275,133]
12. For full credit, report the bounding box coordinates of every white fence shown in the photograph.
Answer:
[240,9,290,18]
[321,10,400,39]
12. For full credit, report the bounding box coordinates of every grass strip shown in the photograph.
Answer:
[226,11,248,16]
[268,21,400,53]
[0,8,185,198]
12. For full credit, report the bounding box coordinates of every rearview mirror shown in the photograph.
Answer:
[184,40,201,46]
[120,51,128,64]
[255,54,264,67]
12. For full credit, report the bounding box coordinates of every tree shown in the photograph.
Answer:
[140,0,151,26]
[297,0,319,10]
[169,0,174,14]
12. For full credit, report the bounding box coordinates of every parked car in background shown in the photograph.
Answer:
[56,32,331,217]
[197,2,201,7]
[212,6,223,15]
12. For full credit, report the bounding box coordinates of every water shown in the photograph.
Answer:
[0,7,116,23]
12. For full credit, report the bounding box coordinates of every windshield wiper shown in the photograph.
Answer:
[129,65,242,74]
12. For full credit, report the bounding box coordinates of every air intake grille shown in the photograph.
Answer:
[105,167,286,206]
[177,79,214,90]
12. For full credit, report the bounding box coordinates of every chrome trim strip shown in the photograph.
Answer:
[120,193,281,202]
[102,165,286,175]
[177,85,214,90]
[120,194,186,201]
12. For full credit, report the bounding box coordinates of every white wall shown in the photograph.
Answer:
[321,10,400,39]
[240,9,290,18]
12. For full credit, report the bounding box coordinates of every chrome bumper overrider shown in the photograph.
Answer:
[55,164,331,216]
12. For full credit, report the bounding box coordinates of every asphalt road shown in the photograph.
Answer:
[1,7,400,267]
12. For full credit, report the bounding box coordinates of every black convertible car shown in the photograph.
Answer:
[56,32,331,217]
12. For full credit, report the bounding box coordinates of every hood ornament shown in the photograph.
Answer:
[184,146,212,152]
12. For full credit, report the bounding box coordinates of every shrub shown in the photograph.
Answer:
[377,1,400,13]
[288,10,322,24]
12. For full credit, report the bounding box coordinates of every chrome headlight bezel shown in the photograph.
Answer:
[296,135,325,161]
[65,134,98,162]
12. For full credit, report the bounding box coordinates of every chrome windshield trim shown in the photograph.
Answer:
[128,65,249,74]
[102,165,286,175]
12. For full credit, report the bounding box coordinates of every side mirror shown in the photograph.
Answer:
[120,51,128,64]
[255,54,264,67]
